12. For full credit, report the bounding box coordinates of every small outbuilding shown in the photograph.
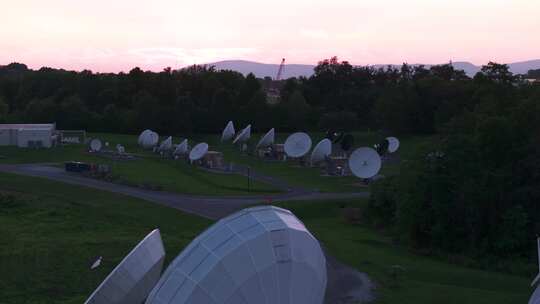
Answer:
[0,123,57,148]
[201,151,225,169]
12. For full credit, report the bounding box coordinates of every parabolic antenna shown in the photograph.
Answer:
[233,124,251,144]
[174,139,188,155]
[284,132,312,158]
[141,131,159,149]
[386,136,400,153]
[138,130,152,145]
[85,229,165,304]
[89,138,102,152]
[159,136,172,152]
[145,206,327,304]
[189,142,208,161]
[349,147,382,179]
[221,121,235,142]
[310,139,332,164]
[116,145,125,154]
[256,128,275,149]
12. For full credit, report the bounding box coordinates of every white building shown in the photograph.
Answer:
[0,123,56,148]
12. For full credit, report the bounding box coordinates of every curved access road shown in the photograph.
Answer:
[0,163,369,219]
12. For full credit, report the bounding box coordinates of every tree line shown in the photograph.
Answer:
[0,58,536,136]
[1,58,539,266]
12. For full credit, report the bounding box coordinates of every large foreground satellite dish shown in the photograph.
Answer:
[189,142,208,161]
[145,206,327,304]
[284,132,312,158]
[233,124,251,144]
[256,128,275,149]
[221,121,235,142]
[159,136,173,152]
[90,138,102,152]
[311,139,332,164]
[174,139,188,155]
[530,287,540,304]
[386,137,400,153]
[349,147,382,179]
[85,229,165,304]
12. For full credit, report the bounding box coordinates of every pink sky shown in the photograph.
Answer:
[1,0,539,72]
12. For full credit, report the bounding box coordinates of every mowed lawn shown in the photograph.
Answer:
[0,133,279,196]
[0,131,434,194]
[1,172,533,304]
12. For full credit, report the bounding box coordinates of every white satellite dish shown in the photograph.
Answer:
[159,136,172,151]
[84,229,165,304]
[116,145,125,154]
[140,131,159,149]
[284,132,312,158]
[256,128,275,149]
[310,138,332,164]
[145,206,327,304]
[233,124,251,144]
[189,142,208,161]
[89,138,102,152]
[174,139,188,155]
[221,121,235,142]
[349,147,382,179]
[90,256,102,270]
[138,129,152,145]
[386,137,400,153]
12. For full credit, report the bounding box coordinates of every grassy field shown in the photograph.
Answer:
[277,199,532,304]
[197,130,435,192]
[0,172,212,304]
[0,130,434,194]
[0,172,532,304]
[0,133,279,195]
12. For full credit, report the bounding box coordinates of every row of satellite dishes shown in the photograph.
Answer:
[135,122,399,179]
[138,129,210,163]
[89,138,126,155]
[220,121,400,179]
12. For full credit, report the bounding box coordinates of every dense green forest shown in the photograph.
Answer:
[1,58,539,267]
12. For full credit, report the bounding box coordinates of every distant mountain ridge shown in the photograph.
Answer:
[206,59,540,79]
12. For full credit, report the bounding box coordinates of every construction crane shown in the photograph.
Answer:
[275,58,285,81]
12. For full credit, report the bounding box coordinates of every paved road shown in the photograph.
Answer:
[0,163,369,219]
[0,163,374,303]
